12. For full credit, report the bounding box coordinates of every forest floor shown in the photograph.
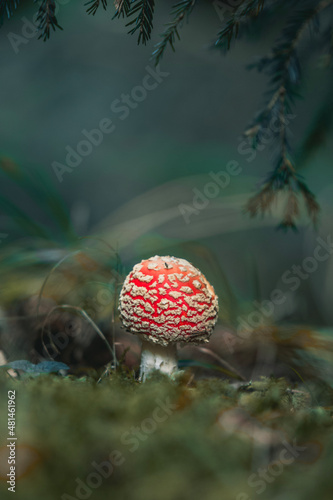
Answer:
[0,368,332,500]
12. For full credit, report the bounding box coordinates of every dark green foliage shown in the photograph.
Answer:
[85,0,108,16]
[113,0,155,45]
[126,0,155,45]
[152,0,196,65]
[243,1,333,228]
[34,0,63,41]
[0,0,19,25]
[215,0,266,49]
[113,0,132,18]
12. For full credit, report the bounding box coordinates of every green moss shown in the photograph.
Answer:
[0,372,332,500]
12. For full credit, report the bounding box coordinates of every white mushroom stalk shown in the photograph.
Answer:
[140,339,178,381]
[119,255,219,381]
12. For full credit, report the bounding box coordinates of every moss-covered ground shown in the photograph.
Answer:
[0,369,333,500]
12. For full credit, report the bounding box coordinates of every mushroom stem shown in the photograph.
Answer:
[140,339,178,381]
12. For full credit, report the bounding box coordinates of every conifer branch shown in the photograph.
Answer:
[126,0,155,45]
[152,0,197,66]
[245,0,333,229]
[215,0,266,49]
[85,0,108,16]
[35,0,63,41]
[0,0,19,25]
[113,0,131,18]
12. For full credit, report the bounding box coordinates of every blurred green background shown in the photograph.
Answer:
[0,0,333,324]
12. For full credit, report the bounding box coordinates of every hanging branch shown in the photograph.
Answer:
[245,0,333,229]
[0,0,19,25]
[152,0,197,65]
[126,0,155,45]
[35,0,63,41]
[85,0,108,16]
[215,0,266,49]
[113,0,132,18]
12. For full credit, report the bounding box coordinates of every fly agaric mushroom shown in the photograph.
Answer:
[119,255,219,380]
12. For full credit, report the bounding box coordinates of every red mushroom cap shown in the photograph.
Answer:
[119,256,219,346]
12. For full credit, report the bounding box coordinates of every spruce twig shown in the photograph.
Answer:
[35,0,63,41]
[113,0,131,18]
[85,0,108,16]
[152,0,197,65]
[215,0,266,49]
[126,0,155,45]
[245,0,333,228]
[0,0,19,25]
